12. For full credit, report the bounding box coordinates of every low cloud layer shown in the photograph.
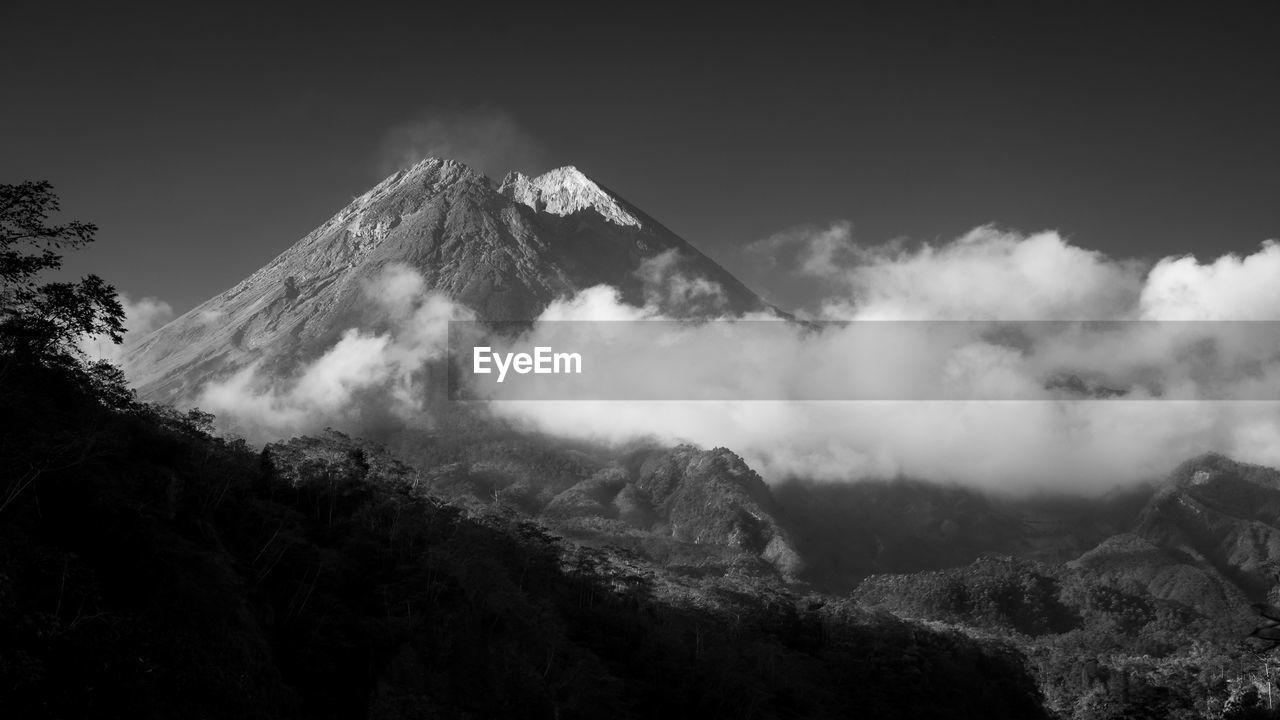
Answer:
[752,222,1146,320]
[185,225,1280,492]
[377,108,546,179]
[480,226,1280,491]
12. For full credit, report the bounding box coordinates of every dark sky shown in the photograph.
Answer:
[4,1,1279,315]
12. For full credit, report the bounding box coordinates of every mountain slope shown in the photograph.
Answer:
[123,158,775,403]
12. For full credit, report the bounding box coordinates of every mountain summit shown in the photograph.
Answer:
[123,158,775,403]
[498,166,642,227]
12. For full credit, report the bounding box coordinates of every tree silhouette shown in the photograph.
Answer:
[1,181,133,514]
[0,180,124,366]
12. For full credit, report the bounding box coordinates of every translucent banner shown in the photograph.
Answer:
[446,320,1280,401]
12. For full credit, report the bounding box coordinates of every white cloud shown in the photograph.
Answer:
[818,225,1145,320]
[196,263,470,440]
[1140,240,1280,320]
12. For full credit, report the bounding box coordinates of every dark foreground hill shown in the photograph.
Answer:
[0,360,1047,719]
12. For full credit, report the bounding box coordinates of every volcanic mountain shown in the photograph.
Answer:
[123,158,776,403]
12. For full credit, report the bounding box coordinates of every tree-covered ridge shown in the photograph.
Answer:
[851,552,1280,718]
[842,452,1280,717]
[380,425,806,580]
[0,362,1048,718]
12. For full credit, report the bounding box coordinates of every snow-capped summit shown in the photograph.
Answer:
[499,166,642,228]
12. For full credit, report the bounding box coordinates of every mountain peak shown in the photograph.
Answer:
[125,155,774,402]
[356,157,485,206]
[499,166,641,228]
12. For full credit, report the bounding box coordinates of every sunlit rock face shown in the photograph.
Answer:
[498,166,642,228]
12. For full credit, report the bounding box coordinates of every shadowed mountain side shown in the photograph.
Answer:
[846,550,1262,718]
[771,478,1154,594]
[123,158,778,404]
[833,455,1280,717]
[851,555,1208,640]
[1120,454,1280,605]
[834,456,1280,625]
[1068,533,1247,618]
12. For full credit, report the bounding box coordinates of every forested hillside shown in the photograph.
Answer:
[0,353,1048,719]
